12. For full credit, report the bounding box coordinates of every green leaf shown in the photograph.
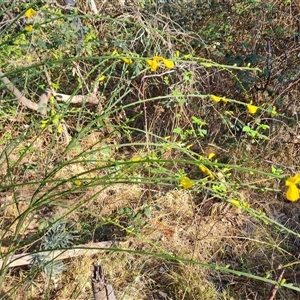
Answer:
[144,206,151,218]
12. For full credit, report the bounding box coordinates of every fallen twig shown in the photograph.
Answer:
[0,70,49,115]
[266,265,285,300]
[0,241,114,269]
[0,69,102,115]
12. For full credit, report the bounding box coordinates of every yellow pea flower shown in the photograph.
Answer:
[98,75,106,81]
[247,104,258,114]
[208,152,215,160]
[199,165,215,180]
[202,63,212,68]
[229,199,250,208]
[25,8,37,18]
[74,180,82,186]
[183,54,192,59]
[40,120,49,129]
[229,199,240,207]
[210,94,222,102]
[52,115,60,125]
[152,56,164,61]
[286,174,300,186]
[180,176,194,189]
[131,156,141,162]
[271,106,277,116]
[286,184,300,202]
[122,57,133,64]
[146,59,159,72]
[242,201,250,208]
[112,49,118,56]
[25,25,33,32]
[52,51,60,59]
[285,174,300,202]
[221,97,228,103]
[57,124,63,133]
[163,59,174,69]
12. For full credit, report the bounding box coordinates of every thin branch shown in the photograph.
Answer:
[53,91,100,104]
[0,241,114,269]
[266,265,285,300]
[0,69,49,115]
[0,69,103,115]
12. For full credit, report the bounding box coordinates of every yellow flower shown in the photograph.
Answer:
[221,97,228,103]
[163,59,174,69]
[183,54,192,59]
[112,49,118,56]
[25,8,37,18]
[152,56,164,61]
[131,156,141,162]
[25,25,33,32]
[208,152,215,160]
[146,59,159,72]
[247,104,258,114]
[210,94,222,102]
[98,75,106,81]
[175,51,180,57]
[40,120,48,129]
[57,124,63,133]
[74,180,82,186]
[52,115,60,125]
[229,199,250,208]
[286,184,300,202]
[180,176,194,189]
[242,201,250,208]
[199,165,215,180]
[52,51,60,59]
[285,174,300,202]
[229,199,240,207]
[122,57,133,64]
[271,106,277,116]
[202,63,212,68]
[286,174,300,186]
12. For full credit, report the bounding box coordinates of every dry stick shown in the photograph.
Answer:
[91,264,117,300]
[266,265,285,300]
[52,91,100,104]
[0,241,114,269]
[43,66,101,105]
[0,70,49,115]
[0,69,101,115]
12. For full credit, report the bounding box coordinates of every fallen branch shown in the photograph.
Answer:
[53,91,100,104]
[0,70,49,115]
[0,69,101,115]
[0,241,114,269]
